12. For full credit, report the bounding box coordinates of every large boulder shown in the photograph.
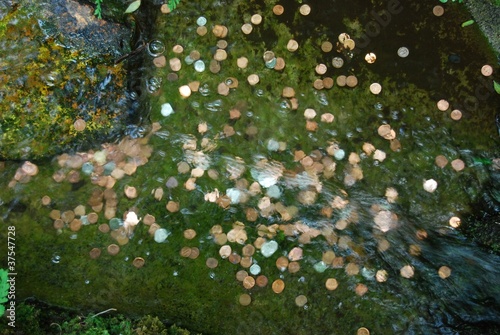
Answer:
[0,0,134,160]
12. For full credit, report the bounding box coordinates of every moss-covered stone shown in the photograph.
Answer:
[0,0,133,160]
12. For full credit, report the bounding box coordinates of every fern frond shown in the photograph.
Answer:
[168,0,181,11]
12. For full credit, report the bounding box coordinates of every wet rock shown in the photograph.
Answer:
[465,0,500,55]
[39,0,131,59]
[0,0,134,160]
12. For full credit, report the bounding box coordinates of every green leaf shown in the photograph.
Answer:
[494,81,500,94]
[124,0,141,14]
[461,19,475,27]
[168,0,181,11]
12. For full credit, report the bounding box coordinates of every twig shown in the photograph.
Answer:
[91,308,117,318]
[115,41,146,64]
[50,322,62,335]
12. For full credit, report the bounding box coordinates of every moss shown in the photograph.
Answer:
[0,301,200,335]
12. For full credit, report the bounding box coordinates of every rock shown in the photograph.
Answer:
[0,0,134,159]
[40,0,132,59]
[465,0,500,55]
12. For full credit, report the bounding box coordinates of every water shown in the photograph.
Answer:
[1,0,500,334]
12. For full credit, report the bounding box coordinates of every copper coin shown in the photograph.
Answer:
[323,77,334,89]
[98,223,110,233]
[325,278,338,290]
[336,75,347,87]
[239,293,251,306]
[89,248,101,259]
[107,244,120,256]
[183,229,197,239]
[242,244,255,257]
[295,295,307,307]
[188,247,200,259]
[288,261,300,273]
[435,155,448,168]
[229,252,241,264]
[206,257,218,268]
[69,219,82,232]
[438,265,452,279]
[219,245,232,259]
[240,256,253,268]
[236,270,248,282]
[132,257,145,269]
[180,246,192,258]
[451,159,465,171]
[357,327,370,335]
[273,5,284,15]
[53,219,64,230]
[243,276,255,289]
[276,256,289,271]
[321,41,333,52]
[256,275,268,287]
[272,279,285,293]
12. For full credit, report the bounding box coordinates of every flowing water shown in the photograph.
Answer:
[1,0,500,334]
